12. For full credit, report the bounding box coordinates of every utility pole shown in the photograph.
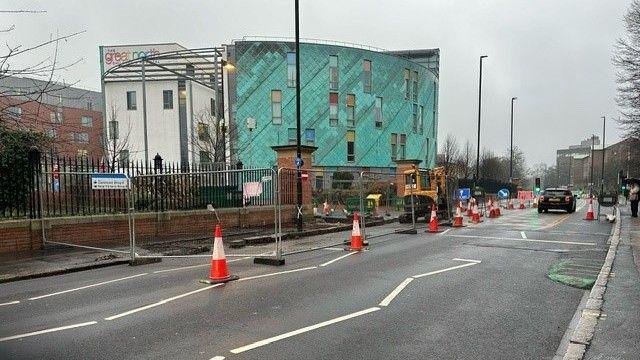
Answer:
[294,0,303,232]
[475,55,488,182]
[599,116,606,219]
[590,134,595,196]
[509,96,517,182]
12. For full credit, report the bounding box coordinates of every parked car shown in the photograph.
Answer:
[538,188,576,213]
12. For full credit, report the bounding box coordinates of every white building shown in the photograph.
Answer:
[100,43,225,166]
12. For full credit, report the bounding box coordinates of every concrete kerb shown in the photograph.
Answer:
[561,207,622,360]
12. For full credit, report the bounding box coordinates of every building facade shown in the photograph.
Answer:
[0,76,104,158]
[226,40,440,171]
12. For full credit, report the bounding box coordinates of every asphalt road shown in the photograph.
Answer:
[0,200,614,360]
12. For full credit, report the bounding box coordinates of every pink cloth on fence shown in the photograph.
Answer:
[243,182,263,205]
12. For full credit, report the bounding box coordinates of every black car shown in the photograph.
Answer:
[538,188,576,213]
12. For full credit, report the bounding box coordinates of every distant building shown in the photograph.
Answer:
[0,76,103,158]
[556,136,600,187]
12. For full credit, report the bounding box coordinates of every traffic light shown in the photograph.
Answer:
[619,170,627,192]
[534,177,541,192]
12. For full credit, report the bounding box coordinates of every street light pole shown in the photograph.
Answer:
[590,134,595,196]
[509,96,517,183]
[294,0,303,232]
[600,116,606,196]
[475,55,488,182]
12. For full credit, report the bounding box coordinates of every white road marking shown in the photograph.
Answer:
[452,258,482,264]
[319,252,356,267]
[378,278,414,307]
[152,257,250,274]
[28,273,149,301]
[104,284,223,321]
[0,300,20,306]
[412,261,480,278]
[0,321,98,342]
[439,229,452,235]
[237,266,317,282]
[229,307,381,354]
[449,234,596,246]
[324,247,346,251]
[521,231,527,239]
[209,357,225,360]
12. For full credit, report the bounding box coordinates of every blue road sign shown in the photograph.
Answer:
[498,188,510,199]
[458,188,471,200]
[295,157,304,169]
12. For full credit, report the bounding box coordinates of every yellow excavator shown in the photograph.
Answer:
[398,166,456,223]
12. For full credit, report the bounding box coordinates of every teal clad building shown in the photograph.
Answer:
[226,40,439,171]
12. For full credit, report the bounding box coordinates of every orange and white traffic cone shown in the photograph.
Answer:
[323,200,329,216]
[201,225,238,284]
[488,199,498,218]
[519,199,526,209]
[472,204,481,223]
[532,197,538,208]
[453,201,464,227]
[466,199,474,217]
[428,204,441,232]
[508,198,515,210]
[495,199,502,216]
[349,211,364,250]
[585,197,595,221]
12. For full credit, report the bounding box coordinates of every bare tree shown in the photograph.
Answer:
[460,140,474,179]
[190,106,224,166]
[103,102,131,171]
[439,133,460,176]
[614,0,640,140]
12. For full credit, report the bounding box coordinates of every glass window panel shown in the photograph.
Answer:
[329,55,338,67]
[329,92,339,104]
[271,90,282,102]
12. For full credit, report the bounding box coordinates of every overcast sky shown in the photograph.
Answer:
[2,0,631,166]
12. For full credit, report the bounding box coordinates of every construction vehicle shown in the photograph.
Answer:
[398,166,457,223]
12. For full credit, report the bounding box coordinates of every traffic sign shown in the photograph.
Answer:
[457,188,471,200]
[295,157,304,169]
[91,173,130,190]
[497,188,510,199]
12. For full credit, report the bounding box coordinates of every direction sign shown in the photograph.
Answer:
[498,188,510,199]
[457,188,471,200]
[295,157,304,169]
[91,173,130,190]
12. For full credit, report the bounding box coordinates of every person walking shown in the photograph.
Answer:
[630,182,640,218]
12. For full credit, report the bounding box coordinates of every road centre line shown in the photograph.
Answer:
[449,234,596,246]
[229,307,381,354]
[412,261,480,279]
[28,273,149,301]
[0,300,20,306]
[320,252,356,267]
[378,278,413,307]
[238,266,317,282]
[104,284,223,321]
[521,231,527,239]
[0,321,98,342]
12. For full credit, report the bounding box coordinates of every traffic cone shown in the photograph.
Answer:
[495,199,502,216]
[519,199,526,209]
[428,204,441,232]
[585,197,595,221]
[323,200,329,216]
[349,211,364,250]
[472,204,481,223]
[466,199,473,217]
[532,197,538,208]
[201,225,238,284]
[453,202,464,227]
[488,199,498,218]
[508,198,515,210]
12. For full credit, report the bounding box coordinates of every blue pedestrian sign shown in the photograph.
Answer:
[294,157,304,169]
[498,188,510,199]
[457,188,471,200]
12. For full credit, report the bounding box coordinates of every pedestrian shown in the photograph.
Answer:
[630,182,639,218]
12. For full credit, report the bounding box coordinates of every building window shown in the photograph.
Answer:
[286,52,296,88]
[400,134,407,160]
[287,128,297,145]
[77,149,88,158]
[86,101,93,110]
[119,150,129,167]
[81,116,93,127]
[315,174,324,190]
[412,104,418,132]
[329,55,339,90]
[126,91,137,110]
[163,90,173,109]
[200,151,212,164]
[305,128,315,146]
[6,106,22,119]
[363,60,372,93]
[329,92,338,126]
[419,105,424,134]
[403,69,410,100]
[50,111,64,124]
[346,94,355,127]
[347,130,355,162]
[109,120,119,140]
[412,71,419,102]
[375,97,383,128]
[271,90,282,124]
[210,98,216,117]
[197,122,210,141]
[391,133,398,160]
[46,128,57,138]
[71,132,89,144]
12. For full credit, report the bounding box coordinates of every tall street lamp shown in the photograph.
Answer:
[294,0,303,232]
[509,96,517,182]
[475,55,488,182]
[600,116,606,196]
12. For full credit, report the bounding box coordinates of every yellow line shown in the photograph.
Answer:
[539,214,571,230]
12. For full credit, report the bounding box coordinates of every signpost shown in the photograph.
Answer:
[91,173,130,190]
[458,188,471,200]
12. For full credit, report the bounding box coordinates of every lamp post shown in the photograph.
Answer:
[599,116,606,217]
[509,96,517,183]
[589,134,595,196]
[294,0,303,232]
[475,55,488,182]
[218,59,235,164]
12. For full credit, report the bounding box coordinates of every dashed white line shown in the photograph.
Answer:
[378,278,413,307]
[28,273,149,301]
[0,300,20,307]
[319,252,356,267]
[449,234,596,246]
[0,321,98,342]
[104,284,223,321]
[229,307,381,354]
[452,258,482,264]
[439,229,452,235]
[209,356,226,360]
[413,261,480,279]
[152,257,250,274]
[237,266,317,282]
[521,231,527,239]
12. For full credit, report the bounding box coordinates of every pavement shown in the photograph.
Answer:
[583,207,640,360]
[0,200,623,359]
